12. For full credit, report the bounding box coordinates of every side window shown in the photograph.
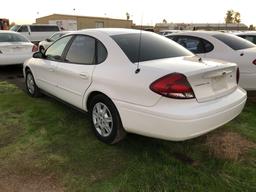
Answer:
[45,36,72,61]
[176,36,204,54]
[176,36,213,54]
[18,26,28,32]
[244,36,255,44]
[65,35,96,64]
[96,41,107,63]
[202,39,214,53]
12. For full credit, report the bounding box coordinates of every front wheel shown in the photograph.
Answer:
[25,71,41,97]
[89,94,126,144]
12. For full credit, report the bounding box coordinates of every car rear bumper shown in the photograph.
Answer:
[115,87,247,141]
[0,54,32,65]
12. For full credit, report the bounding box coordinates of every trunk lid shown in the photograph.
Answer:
[0,42,32,55]
[141,56,238,103]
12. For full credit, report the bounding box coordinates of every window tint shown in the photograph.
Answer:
[65,35,96,64]
[97,41,107,63]
[213,34,255,50]
[30,25,59,32]
[18,26,28,32]
[0,33,29,42]
[111,32,193,63]
[45,36,72,61]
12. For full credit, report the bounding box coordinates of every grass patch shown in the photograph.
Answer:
[0,81,256,191]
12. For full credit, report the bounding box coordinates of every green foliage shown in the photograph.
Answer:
[225,10,241,24]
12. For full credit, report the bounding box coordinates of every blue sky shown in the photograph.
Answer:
[1,0,255,25]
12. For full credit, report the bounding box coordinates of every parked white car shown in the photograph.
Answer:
[38,31,72,52]
[235,31,256,44]
[167,31,256,90]
[10,24,60,44]
[23,29,246,144]
[0,31,37,65]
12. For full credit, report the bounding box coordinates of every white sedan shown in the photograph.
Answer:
[0,31,37,65]
[23,29,246,144]
[166,31,256,90]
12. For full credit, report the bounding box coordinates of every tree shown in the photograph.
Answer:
[126,12,130,20]
[225,10,234,24]
[162,19,167,24]
[225,10,241,24]
[249,24,255,30]
[234,12,241,24]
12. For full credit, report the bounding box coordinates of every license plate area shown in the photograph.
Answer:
[212,75,227,91]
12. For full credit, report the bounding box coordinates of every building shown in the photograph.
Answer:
[36,14,133,30]
[155,22,248,32]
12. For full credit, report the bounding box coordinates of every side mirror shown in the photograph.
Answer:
[46,38,51,42]
[33,51,44,59]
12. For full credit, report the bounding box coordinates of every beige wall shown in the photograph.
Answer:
[36,14,132,29]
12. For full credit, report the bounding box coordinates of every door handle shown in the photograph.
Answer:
[79,73,89,79]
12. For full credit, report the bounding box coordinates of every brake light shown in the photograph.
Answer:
[253,59,256,65]
[32,44,38,52]
[236,67,240,84]
[150,73,195,99]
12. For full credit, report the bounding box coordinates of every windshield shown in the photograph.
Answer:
[10,25,21,31]
[213,33,256,50]
[50,33,65,41]
[111,32,193,63]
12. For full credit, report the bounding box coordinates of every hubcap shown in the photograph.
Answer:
[92,102,113,137]
[26,73,35,94]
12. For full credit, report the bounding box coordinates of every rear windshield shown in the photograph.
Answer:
[111,32,193,63]
[213,34,255,50]
[0,33,29,42]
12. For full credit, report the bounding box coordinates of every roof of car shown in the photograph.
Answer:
[0,30,21,34]
[235,31,256,35]
[80,28,143,36]
[166,31,224,36]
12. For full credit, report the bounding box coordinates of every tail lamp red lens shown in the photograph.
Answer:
[150,73,195,99]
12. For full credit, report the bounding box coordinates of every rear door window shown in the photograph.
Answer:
[65,35,96,64]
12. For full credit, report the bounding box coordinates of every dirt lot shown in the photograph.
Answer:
[0,65,25,91]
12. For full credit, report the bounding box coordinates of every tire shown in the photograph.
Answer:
[89,94,126,144]
[25,70,41,97]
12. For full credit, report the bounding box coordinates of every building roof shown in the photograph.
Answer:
[37,14,132,22]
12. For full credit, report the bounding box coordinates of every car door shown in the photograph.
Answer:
[33,35,73,96]
[53,35,103,109]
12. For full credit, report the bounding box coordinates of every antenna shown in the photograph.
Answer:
[135,14,143,74]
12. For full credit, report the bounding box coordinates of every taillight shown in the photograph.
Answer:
[32,44,38,52]
[150,73,195,99]
[253,59,256,65]
[236,67,240,84]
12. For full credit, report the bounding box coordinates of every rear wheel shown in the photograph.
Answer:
[89,94,126,144]
[25,71,41,97]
